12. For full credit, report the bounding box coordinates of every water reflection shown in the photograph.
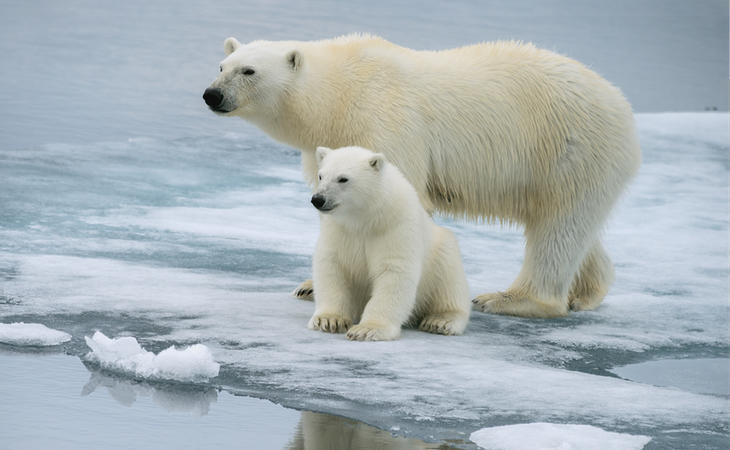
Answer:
[81,368,218,415]
[287,411,448,450]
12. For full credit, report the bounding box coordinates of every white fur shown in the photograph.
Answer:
[206,34,641,318]
[308,146,470,341]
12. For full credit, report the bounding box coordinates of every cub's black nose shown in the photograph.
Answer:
[203,88,224,108]
[311,194,326,209]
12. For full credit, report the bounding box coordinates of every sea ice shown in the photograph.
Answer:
[84,331,220,382]
[0,322,71,346]
[469,423,652,450]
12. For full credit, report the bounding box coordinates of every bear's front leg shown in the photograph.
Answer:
[346,263,419,342]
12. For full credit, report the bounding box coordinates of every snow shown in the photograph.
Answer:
[84,332,220,382]
[469,423,651,450]
[0,322,71,346]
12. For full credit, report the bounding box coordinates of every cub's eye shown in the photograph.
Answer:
[242,68,255,75]
[318,174,322,180]
[337,177,348,183]
[219,66,223,72]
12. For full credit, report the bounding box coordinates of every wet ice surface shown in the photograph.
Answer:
[0,322,71,346]
[0,113,728,448]
[469,423,652,450]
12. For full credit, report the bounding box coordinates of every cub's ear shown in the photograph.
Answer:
[315,146,332,165]
[368,153,385,171]
[286,50,302,70]
[224,37,241,56]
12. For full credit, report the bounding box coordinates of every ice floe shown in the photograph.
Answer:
[0,322,71,346]
[470,423,651,450]
[84,331,219,382]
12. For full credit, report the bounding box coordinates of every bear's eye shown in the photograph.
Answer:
[318,174,322,181]
[219,66,223,73]
[337,177,348,183]
[242,68,255,76]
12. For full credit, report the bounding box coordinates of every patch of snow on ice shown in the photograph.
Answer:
[0,322,71,346]
[84,331,219,382]
[470,423,651,450]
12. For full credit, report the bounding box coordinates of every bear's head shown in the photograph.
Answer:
[203,37,301,118]
[311,146,386,219]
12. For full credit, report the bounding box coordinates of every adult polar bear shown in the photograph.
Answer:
[203,34,640,318]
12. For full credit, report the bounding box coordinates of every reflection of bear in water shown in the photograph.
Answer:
[287,411,431,450]
[308,146,470,341]
[205,34,640,318]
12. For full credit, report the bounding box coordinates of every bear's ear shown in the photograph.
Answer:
[315,146,332,165]
[224,37,241,56]
[286,50,302,71]
[368,153,385,171]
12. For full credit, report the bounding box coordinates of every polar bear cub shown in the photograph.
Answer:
[308,146,470,341]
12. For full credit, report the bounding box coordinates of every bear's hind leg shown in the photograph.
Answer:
[568,241,614,311]
[474,212,599,318]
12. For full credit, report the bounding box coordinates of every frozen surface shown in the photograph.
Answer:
[469,423,651,450]
[0,112,727,447]
[0,322,71,346]
[84,331,220,382]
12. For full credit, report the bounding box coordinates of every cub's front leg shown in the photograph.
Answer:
[308,247,353,334]
[346,258,420,342]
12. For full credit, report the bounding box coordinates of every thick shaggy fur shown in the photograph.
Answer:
[207,34,641,318]
[309,146,470,341]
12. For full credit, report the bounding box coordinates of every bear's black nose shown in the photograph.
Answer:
[311,194,326,209]
[203,88,224,108]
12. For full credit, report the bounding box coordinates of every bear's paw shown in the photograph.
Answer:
[472,291,568,318]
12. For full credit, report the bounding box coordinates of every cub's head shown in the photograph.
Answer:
[203,37,302,117]
[311,146,386,218]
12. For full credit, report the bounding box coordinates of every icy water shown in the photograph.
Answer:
[0,351,440,449]
[1,0,729,449]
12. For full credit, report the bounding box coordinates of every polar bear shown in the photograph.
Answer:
[203,34,641,318]
[308,146,470,341]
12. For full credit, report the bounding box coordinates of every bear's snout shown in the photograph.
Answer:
[311,194,327,210]
[203,88,224,109]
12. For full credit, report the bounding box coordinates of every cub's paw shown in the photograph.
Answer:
[292,279,314,301]
[346,322,400,341]
[418,313,467,336]
[308,314,351,333]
